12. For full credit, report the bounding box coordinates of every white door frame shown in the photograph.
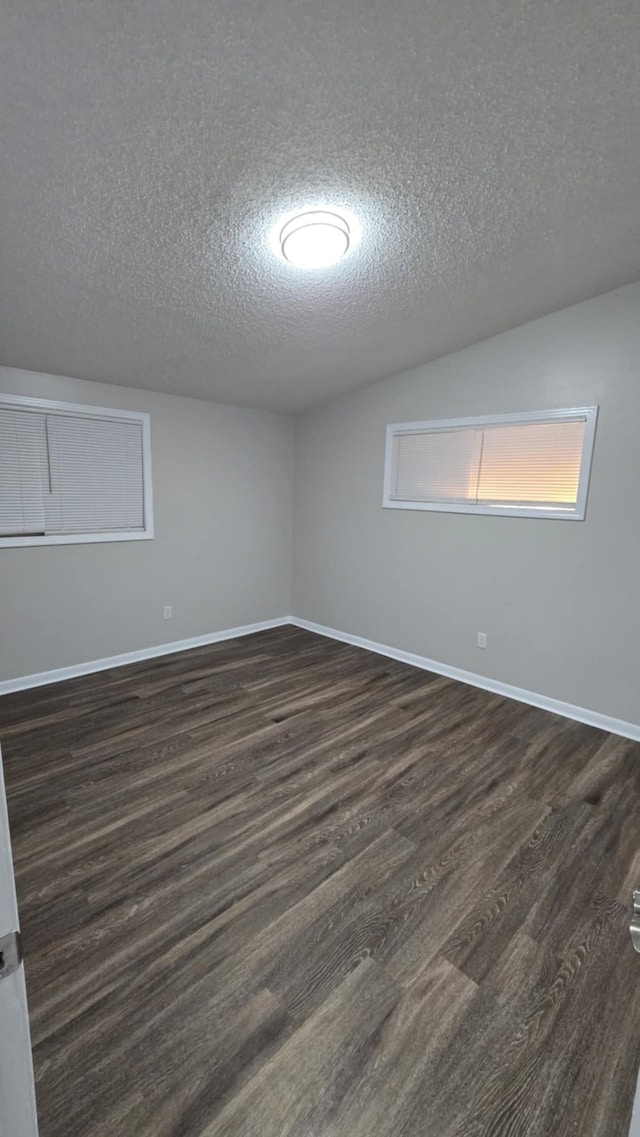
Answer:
[630,1074,640,1137]
[0,744,38,1137]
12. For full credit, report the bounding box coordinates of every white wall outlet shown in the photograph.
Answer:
[163,606,173,620]
[476,632,488,649]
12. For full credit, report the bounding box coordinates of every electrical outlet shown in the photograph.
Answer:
[163,606,173,620]
[476,631,488,649]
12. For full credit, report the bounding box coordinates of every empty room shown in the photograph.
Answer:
[1,1,639,1135]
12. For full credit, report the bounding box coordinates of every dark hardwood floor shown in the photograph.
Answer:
[1,625,639,1137]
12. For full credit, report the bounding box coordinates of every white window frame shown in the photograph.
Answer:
[383,406,598,521]
[0,393,154,547]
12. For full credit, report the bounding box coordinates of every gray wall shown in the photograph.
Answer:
[292,283,640,724]
[0,368,293,681]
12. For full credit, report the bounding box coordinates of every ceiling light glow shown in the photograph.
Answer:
[279,210,350,269]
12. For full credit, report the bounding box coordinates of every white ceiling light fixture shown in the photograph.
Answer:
[279,210,351,269]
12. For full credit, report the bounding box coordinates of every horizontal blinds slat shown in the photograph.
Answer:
[0,409,47,535]
[45,415,144,534]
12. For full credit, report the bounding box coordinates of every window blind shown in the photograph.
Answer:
[386,410,595,519]
[0,407,145,538]
[0,409,47,536]
[476,420,585,506]
[45,415,144,533]
[392,428,483,503]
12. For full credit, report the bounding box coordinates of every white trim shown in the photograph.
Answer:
[382,405,598,521]
[629,1071,640,1137]
[0,392,154,547]
[0,745,39,1137]
[0,618,289,695]
[1,531,154,548]
[289,617,640,743]
[0,392,148,423]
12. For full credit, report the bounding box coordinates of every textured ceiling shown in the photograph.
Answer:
[1,1,638,413]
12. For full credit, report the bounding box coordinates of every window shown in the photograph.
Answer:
[383,407,598,520]
[0,394,153,547]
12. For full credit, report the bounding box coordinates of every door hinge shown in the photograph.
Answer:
[631,892,640,954]
[0,930,23,981]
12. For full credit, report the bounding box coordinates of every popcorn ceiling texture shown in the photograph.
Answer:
[0,0,638,413]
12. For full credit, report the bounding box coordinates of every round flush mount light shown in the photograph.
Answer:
[279,210,351,269]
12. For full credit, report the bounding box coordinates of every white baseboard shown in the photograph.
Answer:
[0,618,290,696]
[290,617,640,743]
[4,614,639,744]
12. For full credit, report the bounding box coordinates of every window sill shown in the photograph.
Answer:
[382,500,585,521]
[0,531,154,549]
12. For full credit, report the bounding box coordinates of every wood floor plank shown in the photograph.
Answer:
[1,624,639,1137]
